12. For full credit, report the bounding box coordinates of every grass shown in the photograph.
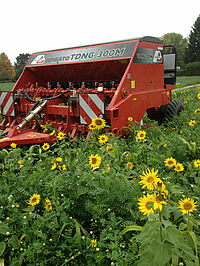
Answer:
[175,76,200,89]
[0,76,200,92]
[0,82,15,91]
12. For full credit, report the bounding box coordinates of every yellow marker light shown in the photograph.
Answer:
[131,80,135,89]
[27,134,37,137]
[133,98,137,101]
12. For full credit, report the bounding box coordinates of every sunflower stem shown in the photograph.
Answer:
[159,210,163,243]
[187,212,190,231]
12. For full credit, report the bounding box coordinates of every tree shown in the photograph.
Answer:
[14,53,30,79]
[185,15,200,63]
[160,33,188,68]
[0,53,15,81]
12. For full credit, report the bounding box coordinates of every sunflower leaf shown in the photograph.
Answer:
[121,225,143,235]
[0,242,5,256]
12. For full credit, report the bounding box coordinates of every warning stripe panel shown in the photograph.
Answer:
[0,92,15,116]
[79,105,92,125]
[79,93,105,125]
[80,94,103,116]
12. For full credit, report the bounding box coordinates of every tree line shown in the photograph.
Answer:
[0,14,199,82]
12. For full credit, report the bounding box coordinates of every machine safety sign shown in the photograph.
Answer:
[0,92,15,116]
[79,93,105,125]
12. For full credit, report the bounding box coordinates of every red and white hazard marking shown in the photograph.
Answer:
[153,50,162,63]
[79,93,105,125]
[0,92,15,116]
[31,54,45,65]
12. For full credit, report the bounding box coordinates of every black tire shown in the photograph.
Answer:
[158,99,184,125]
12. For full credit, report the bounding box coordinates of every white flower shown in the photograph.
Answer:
[6,232,10,236]
[23,216,27,219]
[11,205,15,208]
[96,248,100,252]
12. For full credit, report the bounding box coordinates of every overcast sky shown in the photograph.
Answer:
[1,0,200,64]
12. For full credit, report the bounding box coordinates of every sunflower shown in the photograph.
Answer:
[45,198,52,211]
[28,194,41,206]
[10,142,17,148]
[50,130,55,135]
[164,157,176,168]
[194,159,200,168]
[57,131,66,140]
[189,120,196,127]
[99,135,108,144]
[154,178,166,191]
[126,162,133,169]
[88,123,97,131]
[179,197,198,215]
[174,163,184,172]
[194,108,200,114]
[42,143,50,151]
[138,194,154,216]
[89,154,101,168]
[62,164,67,170]
[137,130,146,140]
[56,157,62,162]
[91,117,106,130]
[139,168,159,190]
[152,193,167,211]
[91,239,97,248]
[106,145,113,152]
[197,93,200,100]
[51,163,57,170]
[128,117,133,122]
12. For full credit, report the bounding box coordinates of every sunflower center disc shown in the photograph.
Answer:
[183,202,192,210]
[147,176,154,183]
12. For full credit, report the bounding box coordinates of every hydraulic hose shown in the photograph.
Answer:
[21,89,71,103]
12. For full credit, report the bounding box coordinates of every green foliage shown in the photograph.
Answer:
[14,53,30,80]
[0,86,200,264]
[185,15,200,63]
[185,62,200,76]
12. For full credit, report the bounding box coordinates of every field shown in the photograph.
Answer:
[0,81,200,265]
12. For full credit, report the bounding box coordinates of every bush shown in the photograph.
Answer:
[184,61,200,76]
[176,69,185,76]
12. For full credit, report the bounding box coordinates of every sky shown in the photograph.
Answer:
[1,0,200,64]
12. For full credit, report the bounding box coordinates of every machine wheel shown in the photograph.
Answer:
[158,99,184,125]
